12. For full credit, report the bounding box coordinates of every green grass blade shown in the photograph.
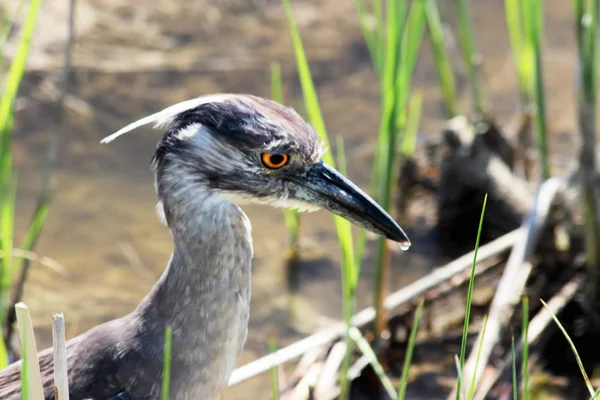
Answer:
[373,0,384,71]
[0,331,6,368]
[505,0,529,102]
[162,325,172,400]
[456,194,488,400]
[395,0,427,130]
[281,0,329,154]
[0,0,27,82]
[268,336,280,400]
[19,201,49,256]
[541,299,596,398]
[397,297,424,400]
[349,327,398,400]
[456,0,485,114]
[425,0,460,118]
[0,0,42,144]
[0,0,43,317]
[521,297,529,399]
[373,0,424,337]
[512,335,518,400]
[354,0,380,74]
[270,62,284,104]
[0,179,15,296]
[399,91,423,158]
[574,0,600,279]
[468,314,488,399]
[525,0,550,179]
[281,2,357,397]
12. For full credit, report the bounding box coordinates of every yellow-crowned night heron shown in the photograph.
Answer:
[0,94,410,400]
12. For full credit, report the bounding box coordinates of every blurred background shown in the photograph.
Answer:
[2,0,596,399]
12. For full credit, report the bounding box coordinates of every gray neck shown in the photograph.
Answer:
[131,187,253,399]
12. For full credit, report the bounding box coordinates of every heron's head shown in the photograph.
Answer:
[102,94,410,249]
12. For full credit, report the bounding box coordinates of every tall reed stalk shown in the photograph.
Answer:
[281,1,358,397]
[0,0,43,366]
[456,0,485,115]
[505,0,550,180]
[425,0,460,118]
[573,0,600,286]
[354,0,426,339]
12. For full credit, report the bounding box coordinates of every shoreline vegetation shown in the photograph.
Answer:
[1,0,599,399]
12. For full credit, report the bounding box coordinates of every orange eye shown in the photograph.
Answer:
[261,153,289,169]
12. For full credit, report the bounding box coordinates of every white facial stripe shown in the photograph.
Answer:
[177,123,255,172]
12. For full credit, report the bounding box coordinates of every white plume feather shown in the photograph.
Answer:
[100,94,231,144]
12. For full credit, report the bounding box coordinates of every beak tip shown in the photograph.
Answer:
[388,230,411,251]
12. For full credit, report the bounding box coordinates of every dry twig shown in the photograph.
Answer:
[229,228,521,386]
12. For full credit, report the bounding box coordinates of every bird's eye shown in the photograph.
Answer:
[261,153,289,169]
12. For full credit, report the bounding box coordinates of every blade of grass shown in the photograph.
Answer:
[374,0,425,338]
[0,180,16,311]
[349,327,397,400]
[468,314,489,399]
[574,0,600,287]
[0,334,6,369]
[268,336,280,400]
[354,0,380,75]
[425,0,460,118]
[0,0,43,321]
[162,325,173,400]
[395,0,427,130]
[397,297,424,400]
[456,0,485,114]
[505,0,530,104]
[541,299,596,398]
[281,2,357,397]
[524,0,550,179]
[399,91,423,158]
[456,193,488,400]
[0,0,27,80]
[6,200,50,324]
[521,297,529,399]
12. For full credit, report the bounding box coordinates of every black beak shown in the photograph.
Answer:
[292,162,411,250]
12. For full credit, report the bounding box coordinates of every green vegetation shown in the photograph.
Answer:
[505,0,550,179]
[456,0,485,115]
[574,0,600,283]
[281,1,358,396]
[162,325,173,400]
[456,194,487,399]
[0,0,44,368]
[425,0,460,118]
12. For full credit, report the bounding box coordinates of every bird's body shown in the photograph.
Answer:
[0,94,410,400]
[0,197,252,399]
